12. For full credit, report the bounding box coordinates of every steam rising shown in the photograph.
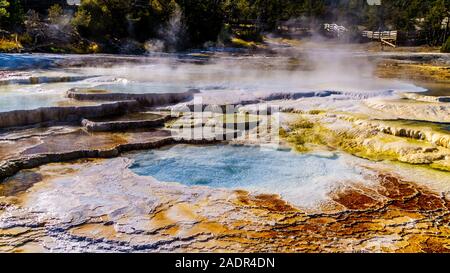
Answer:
[0,36,426,113]
[145,5,185,53]
[83,41,422,97]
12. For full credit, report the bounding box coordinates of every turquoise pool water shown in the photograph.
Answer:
[128,144,369,208]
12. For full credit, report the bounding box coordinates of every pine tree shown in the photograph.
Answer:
[0,0,9,20]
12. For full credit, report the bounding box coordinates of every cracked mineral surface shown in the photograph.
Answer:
[0,154,449,252]
[0,43,449,253]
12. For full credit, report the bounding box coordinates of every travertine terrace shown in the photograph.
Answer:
[0,45,449,252]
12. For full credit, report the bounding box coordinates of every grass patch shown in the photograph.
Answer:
[0,38,22,52]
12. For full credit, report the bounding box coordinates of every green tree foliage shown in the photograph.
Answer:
[6,0,24,30]
[64,0,450,48]
[71,8,91,29]
[48,4,63,24]
[422,0,449,45]
[361,0,449,45]
[0,0,25,31]
[131,0,178,41]
[442,36,450,52]
[74,0,132,40]
[2,0,450,49]
[73,0,178,42]
[0,0,9,21]
[176,0,225,45]
[223,0,251,22]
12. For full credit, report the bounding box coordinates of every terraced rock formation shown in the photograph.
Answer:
[81,112,171,132]
[0,122,237,181]
[401,92,450,103]
[1,48,449,253]
[0,101,139,129]
[67,88,198,106]
[0,157,449,252]
[280,112,450,171]
[364,99,450,123]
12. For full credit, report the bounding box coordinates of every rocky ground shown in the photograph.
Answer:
[0,107,449,252]
[0,43,449,252]
[0,155,449,252]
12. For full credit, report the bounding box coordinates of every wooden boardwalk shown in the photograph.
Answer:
[362,30,398,48]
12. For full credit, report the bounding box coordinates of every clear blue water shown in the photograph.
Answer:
[128,145,368,207]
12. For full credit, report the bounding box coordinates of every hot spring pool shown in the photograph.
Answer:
[128,144,371,208]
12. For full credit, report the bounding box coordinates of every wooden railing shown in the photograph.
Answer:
[362,30,398,48]
[362,31,398,40]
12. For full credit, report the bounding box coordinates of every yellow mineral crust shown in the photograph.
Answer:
[0,157,449,253]
[282,113,450,171]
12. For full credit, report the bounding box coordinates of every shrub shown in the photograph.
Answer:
[0,0,9,19]
[441,37,450,53]
[71,9,91,29]
[48,4,63,24]
[0,38,22,52]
